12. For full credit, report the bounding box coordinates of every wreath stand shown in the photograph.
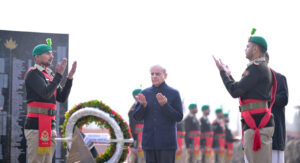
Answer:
[56,105,133,163]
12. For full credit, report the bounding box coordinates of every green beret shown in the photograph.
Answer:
[201,105,210,111]
[32,44,52,56]
[189,104,197,109]
[132,89,142,96]
[215,108,223,113]
[224,112,229,117]
[249,36,268,51]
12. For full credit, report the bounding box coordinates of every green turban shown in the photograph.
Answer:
[189,103,197,109]
[215,108,223,113]
[132,89,142,96]
[249,36,268,51]
[202,105,210,111]
[32,44,52,56]
[223,112,229,117]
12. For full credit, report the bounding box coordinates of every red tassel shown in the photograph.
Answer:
[253,128,261,151]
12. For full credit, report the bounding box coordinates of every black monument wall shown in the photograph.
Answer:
[0,30,69,163]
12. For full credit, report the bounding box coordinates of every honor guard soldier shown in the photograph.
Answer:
[184,104,201,163]
[212,108,226,163]
[175,121,186,163]
[213,29,277,163]
[128,89,145,163]
[223,112,235,163]
[200,105,213,163]
[24,39,76,163]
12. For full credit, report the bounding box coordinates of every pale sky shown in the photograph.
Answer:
[1,0,300,133]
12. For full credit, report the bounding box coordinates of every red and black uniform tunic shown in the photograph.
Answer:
[225,124,234,161]
[212,119,226,156]
[184,114,201,156]
[219,59,276,151]
[176,121,185,159]
[24,67,73,130]
[128,105,144,154]
[200,116,213,156]
[24,65,72,153]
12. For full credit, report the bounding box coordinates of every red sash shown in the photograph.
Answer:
[239,69,277,151]
[216,133,226,155]
[176,131,185,158]
[202,131,213,156]
[188,130,201,156]
[226,142,234,160]
[212,120,226,156]
[27,70,57,154]
[134,124,144,156]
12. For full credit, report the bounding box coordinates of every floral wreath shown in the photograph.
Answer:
[60,100,132,163]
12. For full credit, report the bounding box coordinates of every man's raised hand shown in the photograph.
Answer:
[56,58,67,75]
[136,93,147,108]
[213,56,224,71]
[67,61,77,79]
[156,93,167,107]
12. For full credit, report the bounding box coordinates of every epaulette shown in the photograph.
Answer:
[24,67,36,79]
[28,67,37,71]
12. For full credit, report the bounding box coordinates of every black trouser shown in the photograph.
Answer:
[144,150,176,163]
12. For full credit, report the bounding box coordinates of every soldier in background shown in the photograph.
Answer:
[128,89,145,163]
[285,137,300,163]
[175,121,186,163]
[200,105,213,163]
[223,112,235,163]
[212,108,226,163]
[184,104,201,163]
[265,52,289,163]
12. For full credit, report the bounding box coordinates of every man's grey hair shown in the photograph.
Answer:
[150,65,167,74]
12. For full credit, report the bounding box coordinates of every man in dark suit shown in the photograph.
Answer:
[265,52,288,163]
[133,65,183,163]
